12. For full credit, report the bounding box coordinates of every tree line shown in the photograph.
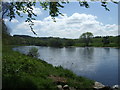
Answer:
[2,22,119,48]
[4,34,119,48]
[2,22,119,47]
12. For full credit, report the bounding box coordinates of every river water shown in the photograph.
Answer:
[13,46,119,86]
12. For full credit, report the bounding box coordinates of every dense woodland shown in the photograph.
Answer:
[3,34,120,47]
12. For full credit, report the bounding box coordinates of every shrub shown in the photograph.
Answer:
[27,47,39,58]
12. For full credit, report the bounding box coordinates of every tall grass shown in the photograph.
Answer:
[27,47,39,58]
[2,46,94,89]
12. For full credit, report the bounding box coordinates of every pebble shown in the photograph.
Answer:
[112,85,119,89]
[93,81,105,89]
[63,85,69,89]
[57,85,63,90]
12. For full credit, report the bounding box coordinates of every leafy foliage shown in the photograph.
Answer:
[49,38,63,47]
[80,32,93,46]
[64,39,75,47]
[2,46,94,89]
[1,1,118,34]
[27,47,39,58]
[2,20,12,45]
[2,21,119,48]
[102,36,110,46]
[8,34,120,47]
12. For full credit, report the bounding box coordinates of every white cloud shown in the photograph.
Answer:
[18,6,42,16]
[13,13,118,38]
[11,19,19,23]
[32,6,42,15]
[4,18,9,22]
[4,18,19,23]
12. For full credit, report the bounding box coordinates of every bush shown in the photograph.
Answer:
[3,46,94,89]
[49,38,63,47]
[27,47,39,58]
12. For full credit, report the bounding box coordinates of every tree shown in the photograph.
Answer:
[27,47,39,58]
[1,1,118,34]
[102,36,110,46]
[64,39,75,47]
[49,38,63,47]
[80,32,93,46]
[2,20,12,45]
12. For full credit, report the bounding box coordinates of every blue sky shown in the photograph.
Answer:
[4,2,118,39]
[59,2,118,24]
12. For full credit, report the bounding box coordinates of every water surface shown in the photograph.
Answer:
[13,46,119,86]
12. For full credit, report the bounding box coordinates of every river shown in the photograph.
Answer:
[13,46,119,86]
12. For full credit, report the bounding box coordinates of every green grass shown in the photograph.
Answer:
[2,45,94,89]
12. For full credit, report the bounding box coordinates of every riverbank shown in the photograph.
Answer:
[65,46,120,48]
[2,45,94,89]
[8,34,120,48]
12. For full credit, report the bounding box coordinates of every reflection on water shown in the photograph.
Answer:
[13,46,118,86]
[104,47,110,53]
[80,47,94,62]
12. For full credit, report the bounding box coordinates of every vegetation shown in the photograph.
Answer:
[2,20,94,89]
[2,4,119,88]
[9,34,120,48]
[102,36,110,46]
[2,1,118,20]
[2,46,94,89]
[2,21,119,48]
[1,1,118,34]
[80,32,93,46]
[27,47,39,58]
[48,38,63,47]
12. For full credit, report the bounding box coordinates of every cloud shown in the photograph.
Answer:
[32,6,42,15]
[13,13,118,38]
[18,6,42,16]
[4,19,9,22]
[4,18,19,23]
[11,19,19,23]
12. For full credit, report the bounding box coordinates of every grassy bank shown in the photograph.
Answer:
[2,45,94,89]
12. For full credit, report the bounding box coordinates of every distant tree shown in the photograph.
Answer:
[2,20,12,45]
[94,36,102,38]
[2,20,10,36]
[49,38,63,47]
[117,35,120,47]
[102,36,110,46]
[27,47,39,58]
[64,39,75,47]
[80,32,93,46]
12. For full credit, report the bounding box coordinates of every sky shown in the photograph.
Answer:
[4,2,118,39]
